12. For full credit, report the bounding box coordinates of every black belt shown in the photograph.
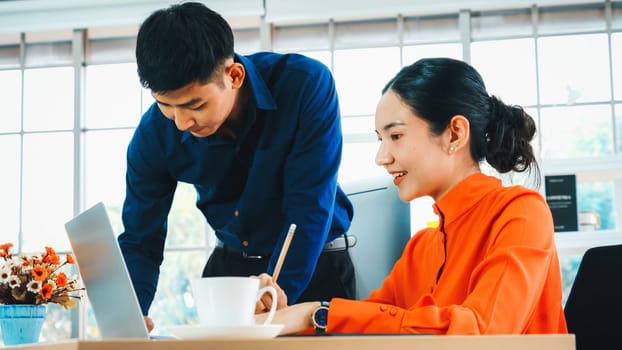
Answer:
[215,235,357,259]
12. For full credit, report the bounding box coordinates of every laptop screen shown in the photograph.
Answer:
[64,202,149,339]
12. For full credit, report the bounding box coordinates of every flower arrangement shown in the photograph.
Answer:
[0,243,83,309]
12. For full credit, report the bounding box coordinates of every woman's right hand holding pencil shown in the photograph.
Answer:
[254,273,288,313]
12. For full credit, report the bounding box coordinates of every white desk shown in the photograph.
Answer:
[15,334,575,350]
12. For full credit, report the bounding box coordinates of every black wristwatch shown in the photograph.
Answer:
[311,301,330,334]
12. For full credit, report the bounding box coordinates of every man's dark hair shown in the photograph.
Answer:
[135,2,234,93]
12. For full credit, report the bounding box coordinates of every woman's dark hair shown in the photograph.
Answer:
[383,57,540,184]
[135,2,234,93]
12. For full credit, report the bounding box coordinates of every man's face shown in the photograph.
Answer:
[152,60,243,138]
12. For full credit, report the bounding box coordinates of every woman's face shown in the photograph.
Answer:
[374,90,456,202]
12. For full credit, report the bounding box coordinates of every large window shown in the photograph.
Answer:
[471,38,538,107]
[2,1,622,342]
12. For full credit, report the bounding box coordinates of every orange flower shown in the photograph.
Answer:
[0,242,13,257]
[39,283,53,299]
[1,243,83,307]
[56,272,68,287]
[43,253,60,265]
[32,266,49,281]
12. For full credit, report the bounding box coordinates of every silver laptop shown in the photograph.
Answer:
[64,202,150,339]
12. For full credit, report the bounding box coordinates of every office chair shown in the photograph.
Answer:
[563,244,622,350]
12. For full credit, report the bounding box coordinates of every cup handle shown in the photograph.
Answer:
[256,286,278,325]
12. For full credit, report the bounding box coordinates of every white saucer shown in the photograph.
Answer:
[167,323,284,339]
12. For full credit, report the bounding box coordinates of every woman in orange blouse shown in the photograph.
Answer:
[255,57,567,335]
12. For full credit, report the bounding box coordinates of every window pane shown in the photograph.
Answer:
[402,43,462,66]
[342,115,374,135]
[141,88,154,115]
[88,25,139,40]
[300,51,332,71]
[333,47,400,116]
[22,132,73,252]
[0,33,19,45]
[578,181,615,230]
[537,34,610,104]
[23,67,74,131]
[525,107,540,158]
[0,69,21,132]
[471,38,537,106]
[40,286,74,342]
[148,250,206,328]
[559,254,582,305]
[0,135,20,244]
[26,30,72,43]
[403,14,460,44]
[339,142,385,183]
[87,37,136,65]
[165,182,210,248]
[612,33,622,101]
[614,1,622,30]
[538,4,606,35]
[335,19,398,48]
[540,104,613,158]
[85,63,142,128]
[84,301,98,339]
[233,29,261,54]
[84,130,133,216]
[616,104,622,154]
[471,8,533,40]
[273,24,329,52]
[24,41,72,67]
[0,44,20,69]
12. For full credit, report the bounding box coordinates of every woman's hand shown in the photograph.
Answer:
[253,273,288,313]
[255,302,320,335]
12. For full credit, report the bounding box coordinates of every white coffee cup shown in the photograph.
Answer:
[190,276,277,327]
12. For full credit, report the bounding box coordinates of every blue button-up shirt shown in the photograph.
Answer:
[118,52,353,315]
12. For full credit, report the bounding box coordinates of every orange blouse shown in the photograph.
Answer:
[327,173,567,334]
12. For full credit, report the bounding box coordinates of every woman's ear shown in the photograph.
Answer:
[446,115,470,154]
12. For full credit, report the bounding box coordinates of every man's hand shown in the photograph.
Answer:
[144,316,154,332]
[253,273,288,313]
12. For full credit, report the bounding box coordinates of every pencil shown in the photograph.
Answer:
[272,223,296,283]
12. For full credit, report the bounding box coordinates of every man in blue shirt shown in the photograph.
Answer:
[118,2,355,330]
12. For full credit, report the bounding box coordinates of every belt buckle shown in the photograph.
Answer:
[323,235,357,252]
[242,251,264,259]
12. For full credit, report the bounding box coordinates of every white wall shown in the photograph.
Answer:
[265,0,603,23]
[0,0,264,33]
[0,0,606,33]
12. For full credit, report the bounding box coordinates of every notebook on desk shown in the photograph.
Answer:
[64,202,150,340]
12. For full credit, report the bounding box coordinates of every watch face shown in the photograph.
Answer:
[314,306,329,328]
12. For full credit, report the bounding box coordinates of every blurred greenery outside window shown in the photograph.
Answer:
[1,2,622,342]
